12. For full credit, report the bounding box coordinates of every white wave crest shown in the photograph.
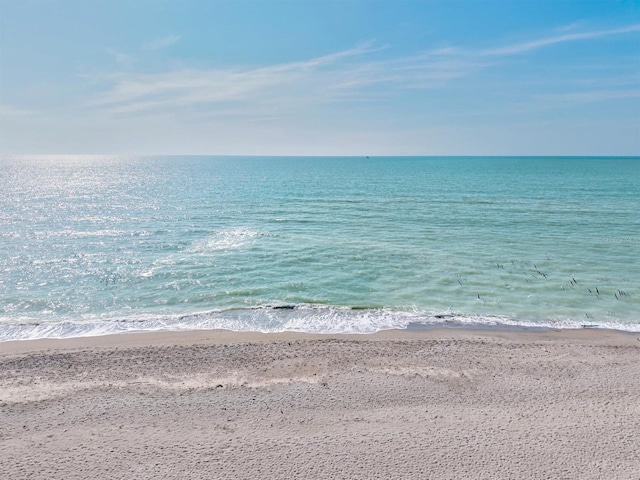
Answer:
[187,227,265,253]
[2,305,640,342]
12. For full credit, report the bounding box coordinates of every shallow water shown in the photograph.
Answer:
[1,155,638,340]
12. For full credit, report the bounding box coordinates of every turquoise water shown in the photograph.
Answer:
[1,155,638,340]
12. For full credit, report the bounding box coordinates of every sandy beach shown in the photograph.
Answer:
[1,328,639,479]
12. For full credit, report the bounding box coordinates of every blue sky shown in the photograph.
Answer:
[1,0,639,155]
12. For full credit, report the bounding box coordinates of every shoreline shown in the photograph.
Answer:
[2,324,639,354]
[2,305,639,344]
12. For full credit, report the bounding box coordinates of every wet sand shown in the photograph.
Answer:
[1,328,639,479]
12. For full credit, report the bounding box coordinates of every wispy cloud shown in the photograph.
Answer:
[482,24,640,56]
[107,49,135,65]
[86,41,491,117]
[87,43,392,115]
[0,104,37,117]
[143,34,181,50]
[86,23,640,119]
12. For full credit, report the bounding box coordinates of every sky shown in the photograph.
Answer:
[1,0,639,156]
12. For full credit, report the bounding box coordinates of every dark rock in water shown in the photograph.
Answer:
[273,305,296,310]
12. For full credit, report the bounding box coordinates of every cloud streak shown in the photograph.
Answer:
[0,104,38,117]
[87,42,491,117]
[482,24,640,56]
[86,23,640,119]
[143,34,181,50]
[107,49,135,65]
[87,43,395,115]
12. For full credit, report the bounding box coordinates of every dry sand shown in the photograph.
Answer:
[1,328,639,479]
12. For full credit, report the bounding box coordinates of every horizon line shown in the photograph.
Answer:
[2,153,639,158]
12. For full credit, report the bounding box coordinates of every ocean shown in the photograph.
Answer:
[1,155,638,340]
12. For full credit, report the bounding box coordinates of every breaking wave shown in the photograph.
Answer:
[2,304,638,341]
